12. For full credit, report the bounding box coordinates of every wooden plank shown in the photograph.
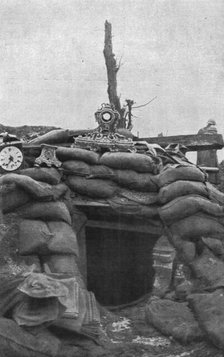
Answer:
[200,167,219,173]
[136,134,224,151]
[86,219,163,236]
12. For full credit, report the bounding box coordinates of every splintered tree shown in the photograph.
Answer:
[103,20,126,128]
[103,20,156,131]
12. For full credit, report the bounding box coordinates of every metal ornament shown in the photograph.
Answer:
[74,103,135,152]
[35,144,62,168]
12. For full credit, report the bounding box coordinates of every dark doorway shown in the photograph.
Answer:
[86,226,158,306]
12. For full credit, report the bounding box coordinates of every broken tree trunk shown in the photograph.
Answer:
[103,20,125,128]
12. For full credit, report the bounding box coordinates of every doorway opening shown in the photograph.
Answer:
[86,226,158,306]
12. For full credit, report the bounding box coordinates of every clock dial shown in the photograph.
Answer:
[0,146,23,171]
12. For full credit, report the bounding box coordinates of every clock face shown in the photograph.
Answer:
[0,146,23,171]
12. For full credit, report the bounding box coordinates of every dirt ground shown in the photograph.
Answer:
[56,300,222,357]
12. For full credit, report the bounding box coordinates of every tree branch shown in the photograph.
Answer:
[132,96,157,109]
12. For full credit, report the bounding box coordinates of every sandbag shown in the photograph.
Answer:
[35,182,68,201]
[202,237,224,259]
[0,318,61,357]
[29,129,69,145]
[19,220,52,256]
[108,197,158,217]
[206,182,224,205]
[19,167,62,185]
[47,221,79,255]
[41,255,85,289]
[169,214,224,241]
[47,183,68,201]
[158,164,206,187]
[89,164,115,179]
[113,169,159,192]
[2,186,31,213]
[17,201,72,225]
[62,160,116,180]
[67,175,118,198]
[21,256,42,272]
[188,290,224,349]
[0,173,56,201]
[118,188,158,205]
[159,195,224,225]
[41,255,76,275]
[0,275,25,317]
[56,147,100,164]
[158,180,208,204]
[19,220,78,255]
[146,299,203,343]
[167,234,196,264]
[62,160,91,176]
[190,248,224,289]
[12,296,65,327]
[100,152,160,173]
[52,287,87,333]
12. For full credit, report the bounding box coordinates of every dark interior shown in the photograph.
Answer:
[86,226,158,306]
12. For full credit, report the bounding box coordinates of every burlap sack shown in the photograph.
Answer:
[19,220,51,255]
[169,214,224,241]
[100,152,159,174]
[114,169,159,192]
[159,195,224,225]
[47,221,79,255]
[0,318,61,357]
[67,175,118,198]
[158,180,208,204]
[29,129,69,145]
[2,186,31,213]
[18,201,72,225]
[158,165,206,187]
[56,147,100,164]
[19,220,78,255]
[19,167,62,185]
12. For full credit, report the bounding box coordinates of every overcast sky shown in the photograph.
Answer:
[0,0,224,145]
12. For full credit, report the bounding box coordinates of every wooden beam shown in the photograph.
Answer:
[136,134,224,151]
[86,219,163,236]
[200,167,219,173]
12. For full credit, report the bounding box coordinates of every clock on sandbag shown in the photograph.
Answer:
[0,133,24,172]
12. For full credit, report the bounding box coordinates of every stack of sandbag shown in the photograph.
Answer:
[58,147,161,215]
[158,164,224,284]
[157,163,224,266]
[0,169,67,271]
[0,166,101,336]
[0,169,83,283]
[17,199,80,280]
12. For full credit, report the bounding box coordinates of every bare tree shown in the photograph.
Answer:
[103,20,126,128]
[103,20,157,131]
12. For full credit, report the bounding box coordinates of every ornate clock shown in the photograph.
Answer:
[0,143,24,172]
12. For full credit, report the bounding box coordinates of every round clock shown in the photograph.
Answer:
[0,145,24,171]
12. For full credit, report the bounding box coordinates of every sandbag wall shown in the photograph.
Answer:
[56,147,164,304]
[57,146,161,217]
[157,163,224,281]
[147,161,224,349]
[0,167,100,337]
[3,142,224,349]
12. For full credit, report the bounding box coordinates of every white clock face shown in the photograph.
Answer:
[0,146,23,171]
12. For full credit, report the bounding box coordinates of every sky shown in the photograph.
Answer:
[0,0,224,152]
